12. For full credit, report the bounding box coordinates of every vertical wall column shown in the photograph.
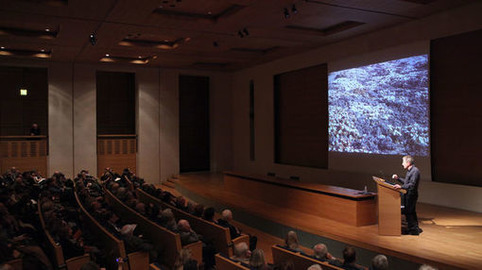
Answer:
[73,64,97,175]
[137,68,161,183]
[48,63,74,177]
[159,70,180,181]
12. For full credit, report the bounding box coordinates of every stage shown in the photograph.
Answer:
[172,172,482,270]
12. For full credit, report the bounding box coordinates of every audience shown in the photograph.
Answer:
[203,207,216,223]
[371,254,388,270]
[312,243,335,262]
[178,219,202,246]
[250,249,271,270]
[419,265,438,270]
[0,167,411,270]
[231,242,251,265]
[284,231,302,252]
[307,264,322,270]
[331,246,365,270]
[218,209,257,250]
[173,248,198,270]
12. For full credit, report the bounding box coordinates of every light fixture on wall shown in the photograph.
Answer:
[283,8,290,19]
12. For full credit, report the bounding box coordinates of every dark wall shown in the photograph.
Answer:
[274,64,328,169]
[96,71,136,135]
[179,75,210,173]
[430,28,482,187]
[0,67,48,136]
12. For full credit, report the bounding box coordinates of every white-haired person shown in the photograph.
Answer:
[217,209,257,250]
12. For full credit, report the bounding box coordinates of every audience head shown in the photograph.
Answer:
[313,243,328,260]
[222,209,233,221]
[249,249,266,268]
[343,246,357,264]
[307,264,322,270]
[203,207,215,221]
[285,230,299,250]
[234,242,251,259]
[193,203,204,217]
[176,196,186,208]
[162,208,174,217]
[178,219,191,232]
[135,202,146,215]
[0,264,14,270]
[120,224,137,236]
[419,265,438,270]
[371,254,388,270]
[175,247,196,269]
[80,261,100,270]
[273,260,294,270]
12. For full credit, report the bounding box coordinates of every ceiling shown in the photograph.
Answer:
[0,0,476,70]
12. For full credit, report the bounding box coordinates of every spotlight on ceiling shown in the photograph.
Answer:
[283,8,290,19]
[243,28,249,36]
[291,4,298,14]
[89,33,97,46]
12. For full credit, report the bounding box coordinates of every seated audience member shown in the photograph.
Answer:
[250,249,271,270]
[419,265,438,270]
[231,242,251,265]
[192,203,204,218]
[159,208,178,232]
[307,265,322,270]
[80,261,101,270]
[173,248,198,270]
[284,231,302,252]
[178,220,216,269]
[272,260,294,270]
[119,224,156,260]
[177,219,201,246]
[371,254,388,270]
[217,209,257,250]
[312,243,335,262]
[331,246,365,270]
[175,196,188,211]
[203,207,216,223]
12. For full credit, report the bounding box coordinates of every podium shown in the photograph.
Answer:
[373,176,406,236]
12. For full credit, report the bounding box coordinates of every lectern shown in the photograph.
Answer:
[373,176,407,236]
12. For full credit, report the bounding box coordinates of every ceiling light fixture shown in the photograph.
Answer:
[291,4,298,14]
[284,8,290,19]
[89,33,97,46]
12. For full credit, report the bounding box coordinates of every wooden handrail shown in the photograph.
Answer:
[38,200,90,269]
[103,186,200,268]
[0,135,48,140]
[97,134,137,139]
[74,190,128,269]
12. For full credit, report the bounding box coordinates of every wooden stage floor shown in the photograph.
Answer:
[174,172,482,270]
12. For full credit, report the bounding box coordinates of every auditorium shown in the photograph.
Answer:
[1,1,482,269]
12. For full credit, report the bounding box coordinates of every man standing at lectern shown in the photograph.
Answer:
[392,155,422,235]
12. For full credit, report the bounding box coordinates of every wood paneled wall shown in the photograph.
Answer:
[97,135,136,176]
[0,136,48,175]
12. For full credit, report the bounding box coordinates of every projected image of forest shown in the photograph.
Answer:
[328,55,429,156]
